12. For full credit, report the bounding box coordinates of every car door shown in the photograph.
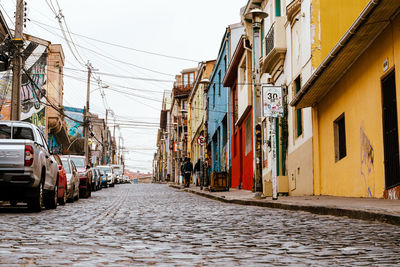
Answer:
[38,130,56,189]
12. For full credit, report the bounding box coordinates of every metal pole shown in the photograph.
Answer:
[105,109,108,164]
[84,62,92,165]
[271,117,278,200]
[252,20,263,193]
[10,0,24,121]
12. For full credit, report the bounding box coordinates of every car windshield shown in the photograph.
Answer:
[71,157,85,168]
[61,159,71,173]
[98,167,111,175]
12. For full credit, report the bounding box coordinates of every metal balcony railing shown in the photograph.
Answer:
[265,23,275,57]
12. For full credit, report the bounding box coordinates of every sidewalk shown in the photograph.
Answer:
[169,184,400,225]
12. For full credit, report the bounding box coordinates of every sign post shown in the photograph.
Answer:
[262,86,284,200]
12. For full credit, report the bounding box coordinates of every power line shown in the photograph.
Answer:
[31,19,199,63]
[31,20,176,77]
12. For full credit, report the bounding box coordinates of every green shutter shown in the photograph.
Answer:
[297,109,303,136]
[276,0,281,17]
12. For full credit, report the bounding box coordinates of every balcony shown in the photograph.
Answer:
[173,83,194,98]
[261,16,287,82]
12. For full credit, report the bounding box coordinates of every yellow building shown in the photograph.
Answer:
[188,60,215,165]
[292,1,400,199]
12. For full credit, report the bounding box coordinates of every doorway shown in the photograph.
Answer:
[382,70,400,189]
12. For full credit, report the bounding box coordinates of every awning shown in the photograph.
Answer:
[291,0,400,109]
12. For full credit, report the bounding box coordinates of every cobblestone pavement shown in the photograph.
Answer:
[0,184,400,266]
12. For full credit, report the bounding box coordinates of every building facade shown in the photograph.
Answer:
[292,0,400,199]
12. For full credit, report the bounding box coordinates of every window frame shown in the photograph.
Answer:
[334,113,347,162]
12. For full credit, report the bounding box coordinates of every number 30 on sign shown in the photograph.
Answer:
[262,86,284,118]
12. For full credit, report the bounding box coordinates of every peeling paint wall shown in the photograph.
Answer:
[360,127,375,198]
[311,0,369,69]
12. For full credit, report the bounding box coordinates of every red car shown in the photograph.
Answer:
[69,155,92,198]
[53,155,67,205]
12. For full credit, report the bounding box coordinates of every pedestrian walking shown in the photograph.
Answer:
[182,157,193,188]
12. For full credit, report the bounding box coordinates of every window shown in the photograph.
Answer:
[0,125,11,139]
[212,84,216,109]
[334,113,347,161]
[189,73,195,85]
[239,56,247,91]
[232,83,238,124]
[294,76,303,137]
[218,71,221,96]
[183,74,189,86]
[13,127,34,141]
[245,116,252,155]
[61,159,71,174]
[224,56,227,71]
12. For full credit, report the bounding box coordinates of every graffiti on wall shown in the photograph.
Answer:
[360,127,375,198]
[0,70,12,119]
[0,40,48,128]
[21,43,47,116]
[48,133,62,154]
[64,106,84,139]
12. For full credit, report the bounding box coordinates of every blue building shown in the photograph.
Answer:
[208,23,243,175]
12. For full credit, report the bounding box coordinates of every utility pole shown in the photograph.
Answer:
[105,109,109,164]
[10,0,24,120]
[84,61,92,166]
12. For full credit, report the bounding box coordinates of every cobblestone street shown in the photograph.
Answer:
[0,184,400,266]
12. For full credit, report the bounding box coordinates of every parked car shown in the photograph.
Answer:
[111,165,123,184]
[97,165,114,187]
[91,167,101,191]
[0,121,59,211]
[69,155,92,198]
[123,175,131,184]
[97,166,110,188]
[53,155,67,205]
[59,155,80,202]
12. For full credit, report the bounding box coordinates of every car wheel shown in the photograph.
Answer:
[59,187,66,205]
[75,187,80,201]
[28,180,44,212]
[45,183,58,209]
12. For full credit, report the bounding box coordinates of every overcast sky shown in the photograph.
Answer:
[1,0,247,172]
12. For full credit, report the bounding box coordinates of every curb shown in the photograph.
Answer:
[169,185,400,226]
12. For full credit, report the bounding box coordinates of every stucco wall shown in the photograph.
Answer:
[315,21,399,198]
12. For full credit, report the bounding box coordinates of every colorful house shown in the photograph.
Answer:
[188,60,215,167]
[169,68,197,183]
[291,0,400,198]
[224,35,254,190]
[208,23,243,186]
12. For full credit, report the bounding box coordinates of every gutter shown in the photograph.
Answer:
[290,0,380,107]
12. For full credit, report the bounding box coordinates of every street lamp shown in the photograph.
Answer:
[245,8,268,195]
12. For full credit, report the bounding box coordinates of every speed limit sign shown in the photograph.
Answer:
[263,86,284,118]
